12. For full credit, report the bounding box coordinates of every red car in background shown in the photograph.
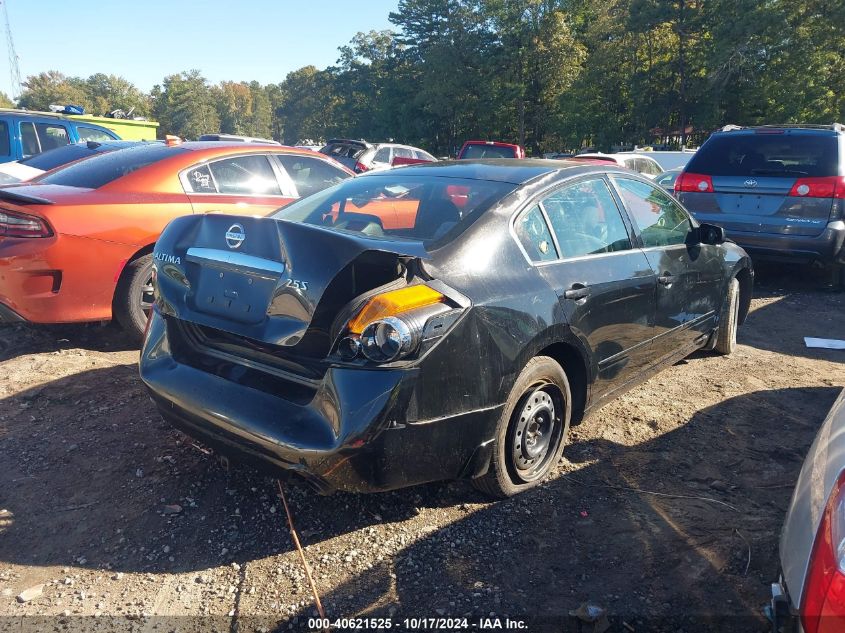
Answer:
[0,142,352,339]
[457,140,525,159]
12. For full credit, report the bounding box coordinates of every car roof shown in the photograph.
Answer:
[359,158,610,184]
[712,124,844,138]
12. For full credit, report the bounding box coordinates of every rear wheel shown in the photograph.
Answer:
[714,277,740,355]
[114,253,154,342]
[472,356,571,498]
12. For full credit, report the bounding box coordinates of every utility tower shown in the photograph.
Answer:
[2,0,22,99]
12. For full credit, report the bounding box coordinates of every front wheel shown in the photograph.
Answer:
[472,356,571,498]
[113,253,154,342]
[714,277,740,355]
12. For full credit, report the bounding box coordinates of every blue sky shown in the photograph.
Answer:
[1,0,399,98]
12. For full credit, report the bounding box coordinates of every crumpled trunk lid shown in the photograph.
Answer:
[153,213,428,355]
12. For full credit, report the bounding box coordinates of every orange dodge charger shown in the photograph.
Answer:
[0,142,353,338]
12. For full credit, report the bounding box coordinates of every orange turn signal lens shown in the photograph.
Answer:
[347,285,445,334]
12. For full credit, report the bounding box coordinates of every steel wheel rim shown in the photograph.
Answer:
[508,383,564,483]
[139,273,154,316]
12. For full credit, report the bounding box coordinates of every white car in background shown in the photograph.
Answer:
[573,152,665,178]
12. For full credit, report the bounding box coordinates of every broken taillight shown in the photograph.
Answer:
[0,209,53,238]
[801,471,845,633]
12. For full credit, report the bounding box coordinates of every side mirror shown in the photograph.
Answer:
[697,222,726,245]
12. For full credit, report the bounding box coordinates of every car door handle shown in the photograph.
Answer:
[658,273,673,286]
[563,283,590,300]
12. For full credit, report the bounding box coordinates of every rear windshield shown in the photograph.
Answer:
[460,144,517,159]
[37,144,187,189]
[321,142,367,160]
[686,134,839,177]
[271,175,515,245]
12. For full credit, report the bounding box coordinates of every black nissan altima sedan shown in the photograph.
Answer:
[140,160,753,497]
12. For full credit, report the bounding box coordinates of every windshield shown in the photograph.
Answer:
[686,134,839,177]
[461,144,517,159]
[37,144,187,189]
[272,174,515,244]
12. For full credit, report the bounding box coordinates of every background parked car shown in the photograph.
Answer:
[456,140,525,159]
[0,142,353,339]
[656,167,683,193]
[0,140,142,185]
[320,139,436,173]
[620,150,697,171]
[0,109,119,163]
[574,152,664,178]
[675,124,844,278]
[774,389,845,633]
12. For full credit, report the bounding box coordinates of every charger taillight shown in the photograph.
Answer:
[0,209,53,238]
[801,471,845,633]
[675,172,714,193]
[789,176,845,199]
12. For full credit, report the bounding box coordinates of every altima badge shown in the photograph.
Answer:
[225,223,246,249]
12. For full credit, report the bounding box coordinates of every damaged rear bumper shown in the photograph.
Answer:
[139,310,500,493]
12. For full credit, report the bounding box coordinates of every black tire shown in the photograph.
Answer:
[113,253,154,342]
[472,356,571,498]
[714,277,740,355]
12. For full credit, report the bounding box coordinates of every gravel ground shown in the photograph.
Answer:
[0,264,843,632]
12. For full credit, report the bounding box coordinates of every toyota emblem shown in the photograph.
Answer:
[225,223,246,249]
[744,179,758,188]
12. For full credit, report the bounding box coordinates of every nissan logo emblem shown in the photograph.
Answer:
[225,223,246,249]
[744,179,758,188]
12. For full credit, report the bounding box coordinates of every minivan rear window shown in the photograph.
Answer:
[461,144,516,159]
[686,134,839,177]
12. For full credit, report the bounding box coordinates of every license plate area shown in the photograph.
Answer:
[193,267,278,324]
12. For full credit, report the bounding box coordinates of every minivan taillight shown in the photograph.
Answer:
[354,161,370,173]
[788,176,845,199]
[0,209,53,238]
[675,172,714,193]
[801,471,845,633]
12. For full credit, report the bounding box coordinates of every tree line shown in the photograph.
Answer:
[5,0,844,155]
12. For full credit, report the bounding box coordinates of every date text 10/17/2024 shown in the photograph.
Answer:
[307,617,528,630]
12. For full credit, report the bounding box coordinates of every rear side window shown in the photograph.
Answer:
[182,164,216,193]
[542,178,632,258]
[373,146,391,163]
[515,205,557,262]
[0,121,9,157]
[77,126,115,142]
[613,177,692,247]
[20,122,70,157]
[38,144,187,189]
[686,134,839,177]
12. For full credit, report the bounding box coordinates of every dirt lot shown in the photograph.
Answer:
[1,264,844,632]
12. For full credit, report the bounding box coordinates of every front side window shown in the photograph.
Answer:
[612,177,692,247]
[514,204,557,262]
[541,178,632,258]
[275,154,350,198]
[272,175,515,245]
[207,155,281,195]
[77,126,114,142]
